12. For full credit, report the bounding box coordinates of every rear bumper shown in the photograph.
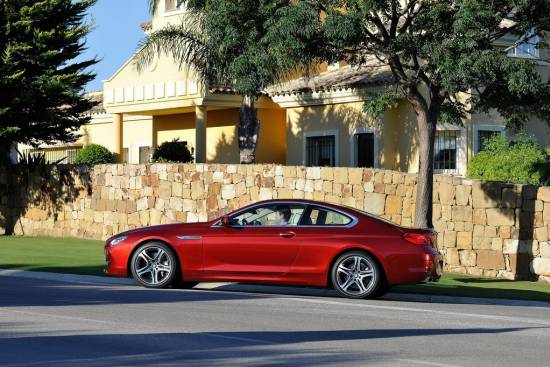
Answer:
[424,251,444,282]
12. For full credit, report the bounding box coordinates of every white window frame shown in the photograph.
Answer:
[164,0,186,15]
[303,130,339,167]
[434,125,467,176]
[473,124,506,154]
[349,127,379,168]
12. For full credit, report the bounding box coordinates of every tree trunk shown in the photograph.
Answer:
[414,108,437,229]
[238,95,260,164]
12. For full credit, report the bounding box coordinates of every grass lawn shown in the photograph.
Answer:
[0,236,105,276]
[1,236,550,302]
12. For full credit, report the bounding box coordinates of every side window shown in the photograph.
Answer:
[230,204,305,227]
[302,207,352,226]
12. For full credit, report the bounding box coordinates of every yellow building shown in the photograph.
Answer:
[20,1,550,176]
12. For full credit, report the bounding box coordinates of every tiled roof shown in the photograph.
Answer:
[209,60,395,97]
[85,92,106,115]
[141,20,153,33]
[267,62,395,96]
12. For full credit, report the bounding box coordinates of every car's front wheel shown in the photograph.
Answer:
[131,242,178,288]
[331,251,384,299]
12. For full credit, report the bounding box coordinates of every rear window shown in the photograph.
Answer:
[302,207,353,226]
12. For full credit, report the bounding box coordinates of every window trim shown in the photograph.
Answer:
[303,130,339,167]
[473,124,506,154]
[349,127,379,168]
[299,205,355,227]
[433,126,466,175]
[212,201,358,228]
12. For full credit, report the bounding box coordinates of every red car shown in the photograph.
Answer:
[105,199,443,299]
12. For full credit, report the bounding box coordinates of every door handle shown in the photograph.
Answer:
[279,231,296,238]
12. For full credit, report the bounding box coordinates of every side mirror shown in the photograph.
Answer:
[221,215,232,226]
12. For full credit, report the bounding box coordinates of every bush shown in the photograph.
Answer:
[74,144,115,165]
[467,133,550,185]
[152,139,194,163]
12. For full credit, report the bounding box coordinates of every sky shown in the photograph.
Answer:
[78,0,151,92]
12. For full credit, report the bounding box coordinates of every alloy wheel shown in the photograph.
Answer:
[334,253,378,298]
[133,245,174,286]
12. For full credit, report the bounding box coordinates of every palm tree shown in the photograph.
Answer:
[137,0,294,164]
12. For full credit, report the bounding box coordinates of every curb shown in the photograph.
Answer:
[0,268,135,286]
[1,268,549,308]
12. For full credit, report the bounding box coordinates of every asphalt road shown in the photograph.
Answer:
[1,276,550,367]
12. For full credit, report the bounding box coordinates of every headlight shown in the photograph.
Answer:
[110,236,127,247]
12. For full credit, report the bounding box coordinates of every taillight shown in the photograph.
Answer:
[403,232,432,246]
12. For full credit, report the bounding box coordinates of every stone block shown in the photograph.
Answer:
[385,195,402,214]
[348,168,363,185]
[455,185,471,206]
[539,241,550,258]
[364,193,385,215]
[531,257,550,276]
[158,181,171,198]
[472,209,486,225]
[445,248,460,265]
[456,232,472,249]
[438,182,454,205]
[486,208,515,226]
[443,230,456,248]
[476,250,505,270]
[472,181,500,208]
[535,226,549,242]
[334,168,348,184]
[536,187,550,202]
[459,250,477,267]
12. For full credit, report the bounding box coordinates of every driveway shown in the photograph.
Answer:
[1,276,549,366]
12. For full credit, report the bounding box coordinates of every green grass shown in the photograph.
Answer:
[393,273,550,303]
[0,236,105,276]
[1,236,550,302]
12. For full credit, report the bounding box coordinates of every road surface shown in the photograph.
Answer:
[1,276,549,366]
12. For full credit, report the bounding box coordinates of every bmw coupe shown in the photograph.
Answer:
[105,199,443,299]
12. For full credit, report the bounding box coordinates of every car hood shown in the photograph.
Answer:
[108,222,212,242]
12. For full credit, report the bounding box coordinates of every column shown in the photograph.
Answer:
[195,105,207,163]
[113,113,123,163]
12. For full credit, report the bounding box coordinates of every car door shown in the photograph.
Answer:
[201,203,306,280]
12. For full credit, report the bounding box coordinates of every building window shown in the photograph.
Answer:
[507,29,540,58]
[355,133,375,168]
[165,0,184,12]
[433,131,458,170]
[306,135,336,167]
[139,146,152,164]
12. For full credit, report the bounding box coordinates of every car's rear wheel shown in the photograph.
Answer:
[131,242,178,288]
[331,251,384,299]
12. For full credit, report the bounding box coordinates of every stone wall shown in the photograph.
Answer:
[1,163,549,282]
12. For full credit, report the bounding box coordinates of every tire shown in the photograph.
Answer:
[131,242,178,289]
[331,251,384,299]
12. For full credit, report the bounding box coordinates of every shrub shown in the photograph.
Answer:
[152,139,194,163]
[467,133,550,185]
[74,144,115,165]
